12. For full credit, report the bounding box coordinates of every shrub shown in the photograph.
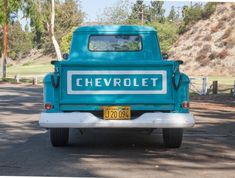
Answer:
[195,42,203,47]
[216,49,228,59]
[186,45,193,50]
[60,27,77,54]
[230,4,235,10]
[229,19,235,26]
[230,11,235,19]
[202,2,217,19]
[195,53,209,66]
[194,44,212,65]
[148,21,179,52]
[194,35,202,41]
[216,6,227,15]
[180,2,217,34]
[220,28,232,40]
[208,51,217,60]
[224,36,235,48]
[200,44,212,54]
[211,21,225,33]
[203,34,212,41]
[220,15,229,22]
[195,53,206,61]
[211,26,218,33]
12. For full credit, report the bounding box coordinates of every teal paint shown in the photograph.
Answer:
[43,25,190,113]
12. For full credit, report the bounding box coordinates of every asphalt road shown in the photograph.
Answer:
[0,84,235,178]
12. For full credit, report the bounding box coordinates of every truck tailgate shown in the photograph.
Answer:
[58,62,176,110]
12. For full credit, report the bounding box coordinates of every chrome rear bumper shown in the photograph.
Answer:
[39,112,195,128]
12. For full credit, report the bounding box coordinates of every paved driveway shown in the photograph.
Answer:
[0,84,235,177]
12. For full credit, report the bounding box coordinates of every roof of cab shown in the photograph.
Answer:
[74,25,157,33]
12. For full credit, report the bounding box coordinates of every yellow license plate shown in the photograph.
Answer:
[103,106,131,120]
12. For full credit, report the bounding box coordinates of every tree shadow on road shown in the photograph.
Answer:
[0,86,43,115]
[0,120,234,176]
[0,85,235,176]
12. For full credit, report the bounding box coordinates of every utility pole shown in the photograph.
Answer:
[2,0,8,79]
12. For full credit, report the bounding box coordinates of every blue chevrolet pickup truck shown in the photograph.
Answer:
[39,25,195,148]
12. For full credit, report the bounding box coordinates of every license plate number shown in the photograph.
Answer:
[103,106,131,120]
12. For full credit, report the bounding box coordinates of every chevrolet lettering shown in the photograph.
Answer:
[39,25,195,148]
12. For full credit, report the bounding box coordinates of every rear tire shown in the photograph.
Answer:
[162,128,183,148]
[50,128,69,147]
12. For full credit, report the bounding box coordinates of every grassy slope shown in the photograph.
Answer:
[5,54,235,86]
[7,64,53,76]
[7,65,235,86]
[208,76,235,85]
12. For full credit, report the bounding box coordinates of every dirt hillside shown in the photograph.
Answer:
[169,3,235,77]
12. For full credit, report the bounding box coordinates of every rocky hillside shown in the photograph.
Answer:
[169,3,235,77]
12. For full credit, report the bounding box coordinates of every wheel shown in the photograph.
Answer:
[162,128,183,148]
[50,128,69,147]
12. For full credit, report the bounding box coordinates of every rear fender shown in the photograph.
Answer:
[43,73,59,112]
[175,73,190,113]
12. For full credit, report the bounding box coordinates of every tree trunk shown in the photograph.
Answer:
[2,0,8,79]
[50,0,62,60]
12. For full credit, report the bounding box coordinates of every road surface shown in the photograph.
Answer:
[0,84,235,177]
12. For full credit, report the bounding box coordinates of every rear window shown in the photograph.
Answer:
[88,35,142,52]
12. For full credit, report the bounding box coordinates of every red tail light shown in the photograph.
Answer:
[182,101,190,108]
[45,103,53,110]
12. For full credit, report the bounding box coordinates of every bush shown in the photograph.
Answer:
[216,49,228,59]
[201,2,217,19]
[223,36,235,48]
[60,27,76,54]
[231,4,235,10]
[211,21,225,33]
[220,28,232,40]
[208,51,217,60]
[203,34,212,41]
[195,44,212,65]
[180,2,217,34]
[8,22,33,60]
[148,21,178,52]
[194,35,202,41]
[200,44,212,54]
[195,53,208,66]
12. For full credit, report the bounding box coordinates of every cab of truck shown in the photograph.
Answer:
[39,25,195,148]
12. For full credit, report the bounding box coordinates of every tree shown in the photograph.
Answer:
[48,0,62,59]
[24,0,84,55]
[97,0,131,24]
[202,2,217,19]
[0,0,21,78]
[60,27,76,54]
[168,6,176,21]
[179,2,217,34]
[8,21,32,60]
[149,1,165,22]
[128,1,150,24]
[55,0,84,42]
[23,0,50,49]
[149,21,178,52]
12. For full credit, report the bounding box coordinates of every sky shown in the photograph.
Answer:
[81,0,196,22]
[20,0,203,28]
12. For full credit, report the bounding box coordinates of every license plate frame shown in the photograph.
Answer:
[103,106,131,120]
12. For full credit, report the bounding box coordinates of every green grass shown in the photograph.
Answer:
[5,63,235,87]
[191,76,235,85]
[7,63,53,77]
[208,76,235,85]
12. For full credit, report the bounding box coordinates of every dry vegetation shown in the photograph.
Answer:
[220,28,232,40]
[169,3,235,77]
